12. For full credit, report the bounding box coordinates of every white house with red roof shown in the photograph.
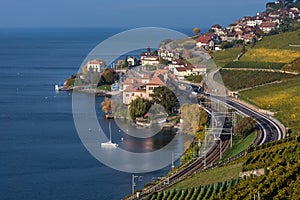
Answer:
[87,59,105,73]
[259,22,278,33]
[140,52,160,66]
[196,35,215,50]
[173,64,206,80]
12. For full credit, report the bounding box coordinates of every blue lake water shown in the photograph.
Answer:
[0,27,192,200]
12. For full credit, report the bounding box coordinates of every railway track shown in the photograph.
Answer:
[127,94,284,200]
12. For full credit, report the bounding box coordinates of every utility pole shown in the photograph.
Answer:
[230,127,233,148]
[171,152,175,169]
[203,134,207,168]
[219,139,222,159]
[198,139,201,157]
[132,175,137,195]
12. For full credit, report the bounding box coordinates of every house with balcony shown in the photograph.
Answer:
[140,52,160,66]
[196,35,215,50]
[122,73,165,104]
[87,59,106,73]
[259,22,278,33]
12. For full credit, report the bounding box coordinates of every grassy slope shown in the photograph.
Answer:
[211,47,242,67]
[169,163,243,189]
[222,131,256,160]
[283,57,300,73]
[240,77,300,133]
[253,29,300,50]
[240,29,300,63]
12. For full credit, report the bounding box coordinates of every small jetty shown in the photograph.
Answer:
[55,84,72,91]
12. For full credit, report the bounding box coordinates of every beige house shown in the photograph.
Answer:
[122,74,165,104]
[259,22,277,33]
[141,56,160,66]
[173,64,206,80]
[87,59,106,73]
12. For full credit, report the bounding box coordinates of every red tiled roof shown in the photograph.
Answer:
[196,35,212,44]
[124,85,135,92]
[175,67,187,72]
[146,75,165,86]
[88,60,103,65]
[260,22,277,28]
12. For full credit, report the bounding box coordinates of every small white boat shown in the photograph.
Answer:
[55,84,60,91]
[101,121,118,148]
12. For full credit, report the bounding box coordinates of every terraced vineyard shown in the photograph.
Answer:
[214,69,299,91]
[145,179,239,200]
[219,136,300,199]
[223,61,284,70]
[145,135,300,200]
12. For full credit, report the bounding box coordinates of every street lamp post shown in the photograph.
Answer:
[132,175,142,195]
[132,174,138,195]
[171,152,175,169]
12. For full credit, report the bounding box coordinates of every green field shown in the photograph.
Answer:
[96,85,111,91]
[211,47,242,67]
[222,131,256,160]
[214,69,299,91]
[240,78,300,134]
[169,163,243,189]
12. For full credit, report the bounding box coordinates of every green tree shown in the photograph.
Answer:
[234,117,256,138]
[123,56,129,68]
[151,86,179,115]
[151,50,158,56]
[129,97,151,121]
[98,68,119,86]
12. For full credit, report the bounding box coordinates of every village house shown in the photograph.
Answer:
[259,22,278,33]
[127,56,138,66]
[122,74,151,91]
[210,24,223,34]
[140,52,160,66]
[158,48,179,61]
[167,59,185,71]
[173,64,207,80]
[122,73,166,104]
[87,59,106,73]
[196,35,215,50]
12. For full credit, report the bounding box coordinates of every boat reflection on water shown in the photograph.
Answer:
[101,121,118,148]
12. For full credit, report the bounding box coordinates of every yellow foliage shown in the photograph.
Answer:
[101,97,112,113]
[241,78,300,133]
[241,48,300,63]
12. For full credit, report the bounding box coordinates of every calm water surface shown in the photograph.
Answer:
[0,28,191,200]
